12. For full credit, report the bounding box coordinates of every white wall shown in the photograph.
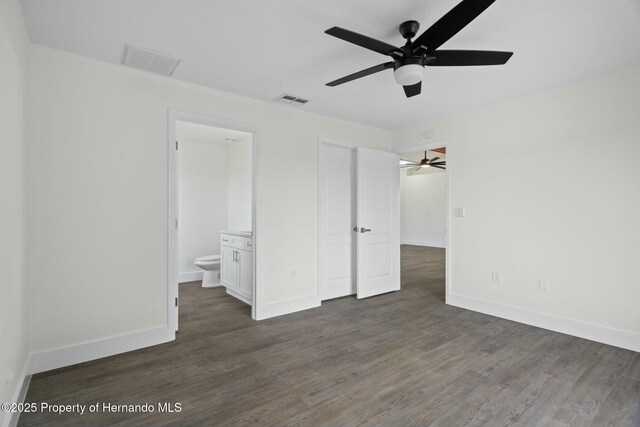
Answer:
[27,45,391,352]
[0,0,29,422]
[177,139,229,279]
[227,137,252,231]
[400,169,446,248]
[393,65,640,349]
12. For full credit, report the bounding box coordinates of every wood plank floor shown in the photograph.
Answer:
[20,246,640,426]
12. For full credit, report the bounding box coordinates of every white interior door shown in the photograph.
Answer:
[356,147,400,299]
[319,143,356,300]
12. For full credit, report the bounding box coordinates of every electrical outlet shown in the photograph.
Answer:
[538,278,549,291]
[3,367,11,387]
[3,357,15,386]
[492,270,502,284]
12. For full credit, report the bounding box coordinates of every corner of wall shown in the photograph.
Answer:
[0,0,31,67]
[0,1,32,425]
[1,357,32,427]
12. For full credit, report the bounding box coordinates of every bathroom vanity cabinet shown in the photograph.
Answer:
[220,232,253,305]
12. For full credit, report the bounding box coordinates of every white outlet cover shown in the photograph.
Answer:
[492,270,502,284]
[539,279,549,291]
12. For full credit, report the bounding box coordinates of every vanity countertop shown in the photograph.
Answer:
[220,230,253,238]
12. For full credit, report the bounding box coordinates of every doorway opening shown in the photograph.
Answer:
[397,143,449,303]
[168,110,258,332]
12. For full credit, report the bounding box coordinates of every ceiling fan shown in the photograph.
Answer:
[324,0,513,98]
[401,151,446,170]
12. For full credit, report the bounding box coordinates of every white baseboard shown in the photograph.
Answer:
[401,239,446,248]
[179,270,203,283]
[3,358,32,427]
[447,293,640,353]
[29,326,175,374]
[255,295,321,320]
[226,288,251,305]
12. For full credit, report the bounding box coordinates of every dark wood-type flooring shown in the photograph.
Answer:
[20,246,640,426]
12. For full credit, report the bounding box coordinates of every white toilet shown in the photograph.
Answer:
[194,255,221,288]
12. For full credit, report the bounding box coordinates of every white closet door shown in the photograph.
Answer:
[319,143,356,300]
[356,147,400,299]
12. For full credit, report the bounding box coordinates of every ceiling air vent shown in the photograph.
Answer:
[275,94,309,106]
[122,44,181,77]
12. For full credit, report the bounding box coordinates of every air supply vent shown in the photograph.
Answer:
[275,94,310,106]
[122,44,181,76]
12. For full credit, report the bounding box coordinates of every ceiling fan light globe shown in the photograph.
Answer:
[393,64,423,86]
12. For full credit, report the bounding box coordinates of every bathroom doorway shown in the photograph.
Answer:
[168,110,259,330]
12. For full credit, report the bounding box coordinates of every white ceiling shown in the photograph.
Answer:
[20,0,640,130]
[176,121,251,145]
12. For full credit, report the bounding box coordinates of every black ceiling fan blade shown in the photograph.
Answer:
[411,0,496,53]
[403,81,422,98]
[428,50,513,66]
[431,165,446,170]
[430,161,446,165]
[326,62,394,87]
[325,27,401,56]
[430,157,441,163]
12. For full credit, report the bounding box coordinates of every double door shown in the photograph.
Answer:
[319,145,400,301]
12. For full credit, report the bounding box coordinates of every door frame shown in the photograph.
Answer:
[396,140,451,303]
[167,109,261,330]
[317,138,356,301]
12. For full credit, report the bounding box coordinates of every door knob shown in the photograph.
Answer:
[360,227,371,233]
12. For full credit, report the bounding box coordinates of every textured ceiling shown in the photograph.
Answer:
[20,0,640,130]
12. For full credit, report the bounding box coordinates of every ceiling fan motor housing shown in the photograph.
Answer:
[399,20,420,40]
